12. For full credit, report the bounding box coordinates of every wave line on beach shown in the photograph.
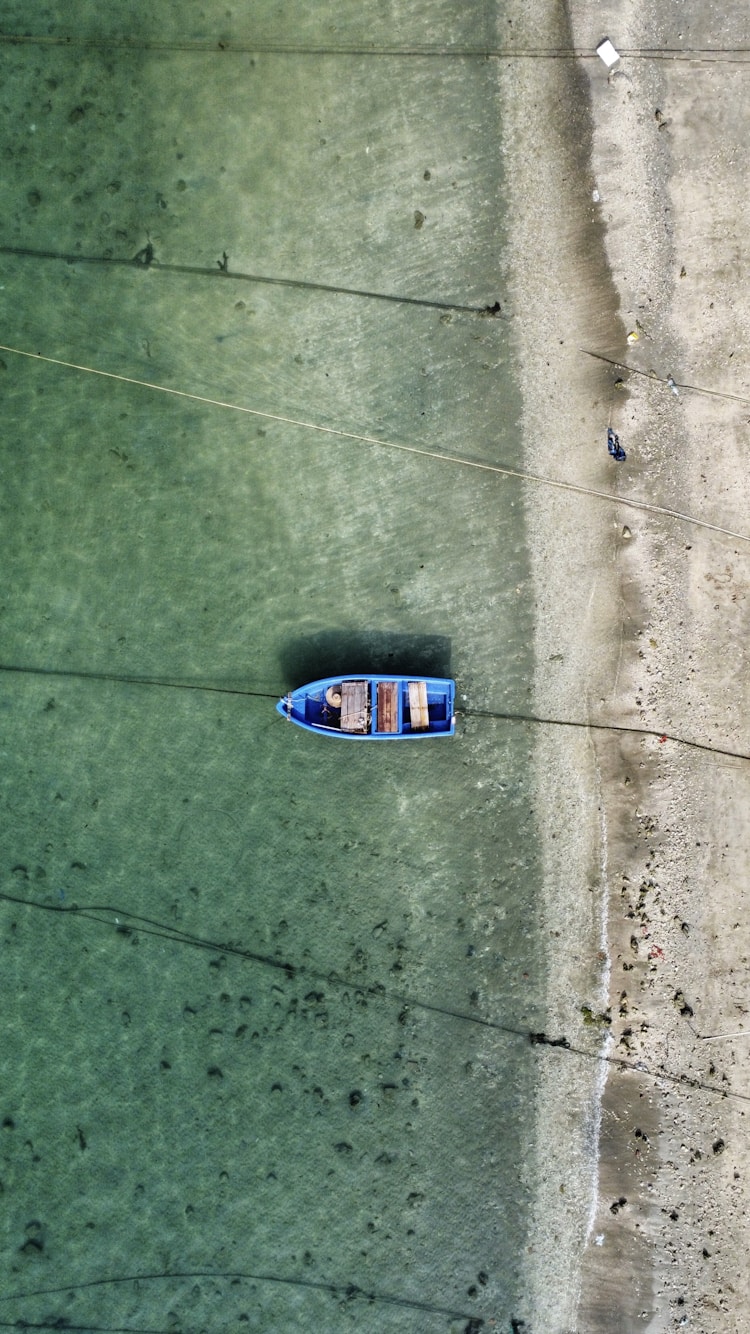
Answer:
[2,341,749,547]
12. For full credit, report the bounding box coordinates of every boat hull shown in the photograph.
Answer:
[276,675,456,739]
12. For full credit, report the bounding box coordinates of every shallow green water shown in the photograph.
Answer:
[1,7,548,1331]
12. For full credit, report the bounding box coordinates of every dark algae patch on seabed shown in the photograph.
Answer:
[0,3,563,1330]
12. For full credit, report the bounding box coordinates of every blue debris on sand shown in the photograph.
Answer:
[607,427,626,461]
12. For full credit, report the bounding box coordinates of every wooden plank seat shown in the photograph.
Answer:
[408,680,430,730]
[341,679,369,733]
[377,680,400,733]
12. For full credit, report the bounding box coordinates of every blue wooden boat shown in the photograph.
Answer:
[277,675,456,739]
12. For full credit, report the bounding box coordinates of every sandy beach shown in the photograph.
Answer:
[501,0,750,1327]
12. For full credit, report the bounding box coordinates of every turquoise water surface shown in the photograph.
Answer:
[1,6,548,1330]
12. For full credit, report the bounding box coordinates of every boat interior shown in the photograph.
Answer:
[301,679,452,734]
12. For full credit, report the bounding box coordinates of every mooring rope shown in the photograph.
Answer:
[2,32,750,62]
[2,341,749,545]
[0,243,489,315]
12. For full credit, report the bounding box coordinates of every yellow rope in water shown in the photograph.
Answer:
[2,340,748,545]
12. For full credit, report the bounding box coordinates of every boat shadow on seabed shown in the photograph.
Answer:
[278,629,452,687]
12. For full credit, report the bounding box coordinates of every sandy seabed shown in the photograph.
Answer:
[501,0,750,1330]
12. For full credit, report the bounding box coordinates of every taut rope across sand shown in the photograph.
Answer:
[2,340,749,545]
[581,346,750,408]
[2,32,750,61]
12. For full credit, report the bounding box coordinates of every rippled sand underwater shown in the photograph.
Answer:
[0,5,572,1330]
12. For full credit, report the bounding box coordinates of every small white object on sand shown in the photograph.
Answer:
[596,38,620,68]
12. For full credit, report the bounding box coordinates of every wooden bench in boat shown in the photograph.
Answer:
[341,679,369,733]
[377,680,399,733]
[408,680,430,730]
